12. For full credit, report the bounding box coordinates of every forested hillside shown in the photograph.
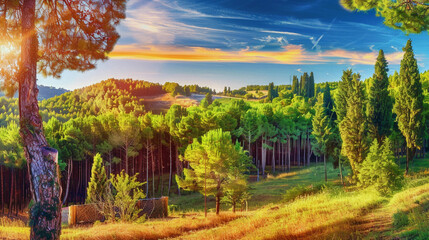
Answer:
[0,85,68,100]
[1,49,429,216]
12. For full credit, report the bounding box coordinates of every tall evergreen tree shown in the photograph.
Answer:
[312,95,332,182]
[323,83,335,123]
[394,40,424,174]
[339,73,368,180]
[292,75,300,95]
[309,72,315,98]
[300,73,309,97]
[335,70,354,123]
[367,50,393,144]
[267,82,278,101]
[86,153,108,203]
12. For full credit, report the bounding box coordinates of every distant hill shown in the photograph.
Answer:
[0,85,69,100]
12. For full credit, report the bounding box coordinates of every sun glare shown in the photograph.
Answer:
[0,41,18,59]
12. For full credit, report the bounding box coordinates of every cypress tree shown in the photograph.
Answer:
[394,40,424,175]
[334,70,353,123]
[292,75,300,95]
[86,153,108,203]
[339,73,368,180]
[367,50,393,144]
[323,83,335,123]
[312,95,332,182]
[267,82,275,102]
[301,73,309,97]
[309,72,315,98]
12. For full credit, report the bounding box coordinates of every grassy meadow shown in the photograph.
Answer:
[2,159,429,240]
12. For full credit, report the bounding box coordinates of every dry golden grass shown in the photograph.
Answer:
[4,165,429,240]
[266,171,298,180]
[61,212,241,240]
[173,189,385,240]
[0,217,29,240]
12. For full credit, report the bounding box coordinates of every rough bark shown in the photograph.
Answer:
[20,0,62,238]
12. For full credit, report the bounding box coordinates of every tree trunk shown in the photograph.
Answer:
[232,202,236,213]
[216,194,220,215]
[272,141,275,174]
[152,145,155,197]
[298,135,301,166]
[146,139,149,197]
[339,157,344,186]
[175,144,181,196]
[62,158,73,205]
[324,154,327,182]
[125,145,129,175]
[406,147,416,175]
[287,136,291,171]
[1,165,3,214]
[307,134,311,166]
[9,168,13,216]
[20,1,62,238]
[168,135,172,196]
[261,136,266,175]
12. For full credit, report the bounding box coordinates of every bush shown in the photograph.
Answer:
[100,170,146,223]
[358,139,403,195]
[283,183,330,202]
[86,153,108,203]
[393,211,409,229]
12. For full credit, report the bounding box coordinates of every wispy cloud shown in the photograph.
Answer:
[110,44,404,66]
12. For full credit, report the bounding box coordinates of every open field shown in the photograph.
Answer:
[142,93,225,113]
[2,159,429,240]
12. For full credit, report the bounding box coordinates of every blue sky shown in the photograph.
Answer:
[39,0,429,91]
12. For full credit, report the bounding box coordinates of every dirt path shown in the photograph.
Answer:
[352,203,393,239]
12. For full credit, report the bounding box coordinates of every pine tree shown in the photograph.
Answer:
[339,73,368,180]
[311,95,332,182]
[177,129,251,216]
[358,139,403,195]
[0,1,126,237]
[86,153,108,203]
[367,50,393,143]
[394,40,424,175]
[292,75,300,95]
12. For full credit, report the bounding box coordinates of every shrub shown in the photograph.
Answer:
[283,183,329,202]
[358,139,403,195]
[100,170,146,223]
[86,153,108,203]
[393,211,409,229]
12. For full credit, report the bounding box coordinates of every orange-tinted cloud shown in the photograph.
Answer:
[109,44,403,65]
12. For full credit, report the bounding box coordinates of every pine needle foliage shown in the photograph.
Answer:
[367,50,393,143]
[394,40,424,174]
[358,139,403,195]
[86,153,108,203]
